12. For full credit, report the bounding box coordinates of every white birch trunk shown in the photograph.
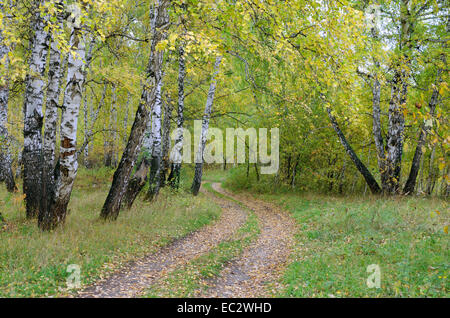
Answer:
[0,2,16,192]
[168,45,186,188]
[146,75,164,200]
[42,0,64,169]
[160,94,172,186]
[40,0,66,223]
[101,0,169,219]
[123,92,130,145]
[39,20,86,230]
[111,85,118,167]
[191,55,222,195]
[82,36,96,167]
[23,0,50,217]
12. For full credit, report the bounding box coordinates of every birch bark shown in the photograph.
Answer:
[160,93,172,187]
[191,56,222,196]
[326,107,381,194]
[23,0,50,217]
[40,0,65,219]
[385,0,412,194]
[403,82,439,194]
[0,3,16,192]
[146,76,163,200]
[39,15,86,230]
[101,0,169,220]
[82,36,96,167]
[123,113,153,208]
[168,45,185,189]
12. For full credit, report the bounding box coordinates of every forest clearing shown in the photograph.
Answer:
[0,0,448,302]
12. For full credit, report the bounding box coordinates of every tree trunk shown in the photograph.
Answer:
[123,92,131,145]
[82,36,96,168]
[160,94,172,187]
[326,107,381,194]
[371,73,388,192]
[101,0,169,220]
[0,3,16,192]
[110,84,118,167]
[78,83,105,163]
[191,56,222,196]
[385,72,407,194]
[39,20,86,231]
[255,162,260,182]
[385,0,412,194]
[291,155,299,188]
[104,84,113,167]
[404,15,447,194]
[426,145,437,195]
[338,158,347,194]
[403,83,439,194]
[286,154,291,181]
[441,164,449,197]
[146,76,164,201]
[41,0,65,220]
[168,45,186,189]
[23,1,50,218]
[123,113,153,209]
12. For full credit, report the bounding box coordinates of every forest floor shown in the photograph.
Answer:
[223,167,449,297]
[1,167,448,297]
[78,182,298,297]
[0,168,221,297]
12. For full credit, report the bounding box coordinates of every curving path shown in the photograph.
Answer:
[77,183,297,298]
[77,185,248,298]
[199,184,298,297]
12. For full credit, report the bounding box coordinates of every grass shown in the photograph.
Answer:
[144,182,260,297]
[0,167,221,297]
[222,167,449,297]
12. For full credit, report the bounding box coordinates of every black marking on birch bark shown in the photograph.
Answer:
[0,5,16,192]
[22,9,50,217]
[327,107,381,195]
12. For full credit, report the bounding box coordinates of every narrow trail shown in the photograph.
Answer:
[77,183,297,298]
[198,184,298,297]
[77,185,247,298]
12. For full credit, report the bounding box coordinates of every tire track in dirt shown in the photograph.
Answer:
[199,184,298,298]
[77,186,248,298]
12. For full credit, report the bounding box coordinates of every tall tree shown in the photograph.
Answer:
[145,73,164,200]
[82,36,96,168]
[40,0,65,221]
[326,107,381,194]
[168,44,186,189]
[22,0,50,218]
[403,75,441,194]
[39,4,86,230]
[385,0,413,194]
[101,0,169,220]
[404,16,448,194]
[160,94,172,187]
[191,55,222,196]
[0,2,16,192]
[123,112,153,209]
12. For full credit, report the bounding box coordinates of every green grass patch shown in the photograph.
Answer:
[0,168,220,297]
[249,192,448,297]
[220,167,449,297]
